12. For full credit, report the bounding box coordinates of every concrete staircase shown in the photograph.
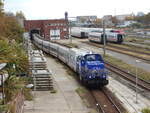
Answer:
[32,69,53,91]
[29,50,53,91]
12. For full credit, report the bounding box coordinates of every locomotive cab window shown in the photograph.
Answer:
[85,54,103,62]
[85,55,95,61]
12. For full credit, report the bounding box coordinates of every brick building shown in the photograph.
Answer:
[24,19,68,40]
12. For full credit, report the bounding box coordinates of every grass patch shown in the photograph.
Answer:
[125,36,150,47]
[0,104,8,112]
[109,43,150,54]
[76,87,91,107]
[76,87,88,94]
[65,67,77,77]
[124,36,145,43]
[88,109,98,113]
[86,41,150,60]
[104,55,150,81]
[50,89,57,93]
[65,43,78,48]
[141,108,150,113]
[62,64,77,77]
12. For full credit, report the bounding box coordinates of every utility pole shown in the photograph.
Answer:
[69,21,72,44]
[135,60,140,104]
[103,19,106,57]
[65,12,72,44]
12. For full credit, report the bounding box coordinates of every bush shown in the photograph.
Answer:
[23,88,33,101]
[0,104,8,112]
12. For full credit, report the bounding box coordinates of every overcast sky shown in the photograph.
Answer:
[4,0,150,20]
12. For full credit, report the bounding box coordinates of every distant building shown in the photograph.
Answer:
[24,19,68,40]
[5,12,14,17]
[76,16,97,24]
[117,20,137,27]
[115,14,134,21]
[137,12,145,17]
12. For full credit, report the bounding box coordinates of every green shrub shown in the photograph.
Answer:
[0,104,8,112]
[23,88,33,101]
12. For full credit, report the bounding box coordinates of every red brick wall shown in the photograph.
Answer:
[24,19,68,40]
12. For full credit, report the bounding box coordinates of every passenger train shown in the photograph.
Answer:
[31,34,109,87]
[71,27,89,38]
[88,31,124,44]
[71,27,125,44]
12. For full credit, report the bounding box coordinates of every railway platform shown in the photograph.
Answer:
[23,56,93,113]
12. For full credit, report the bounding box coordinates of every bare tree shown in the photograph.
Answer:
[111,16,119,26]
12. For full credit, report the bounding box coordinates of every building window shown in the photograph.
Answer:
[63,28,67,31]
[50,29,60,40]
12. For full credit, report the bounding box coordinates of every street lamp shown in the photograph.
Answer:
[102,19,106,57]
[135,59,141,104]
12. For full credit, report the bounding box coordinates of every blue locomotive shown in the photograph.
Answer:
[77,54,108,86]
[32,34,109,87]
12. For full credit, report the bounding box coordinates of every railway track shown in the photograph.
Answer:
[53,41,150,92]
[107,44,150,55]
[91,88,125,113]
[105,61,150,92]
[83,41,150,62]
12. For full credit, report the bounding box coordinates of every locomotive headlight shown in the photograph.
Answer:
[102,75,106,78]
[89,76,92,79]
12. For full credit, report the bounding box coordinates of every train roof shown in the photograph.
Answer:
[70,48,92,56]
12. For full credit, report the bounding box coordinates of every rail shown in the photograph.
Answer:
[105,61,150,91]
[48,40,150,91]
[90,88,125,113]
[107,44,150,55]
[84,41,150,62]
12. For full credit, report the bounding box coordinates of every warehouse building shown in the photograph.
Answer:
[24,19,68,40]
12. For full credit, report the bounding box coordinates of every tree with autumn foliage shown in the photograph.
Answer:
[0,1,30,106]
[0,0,28,74]
[16,11,25,19]
[93,18,102,27]
[111,16,119,26]
[134,12,150,28]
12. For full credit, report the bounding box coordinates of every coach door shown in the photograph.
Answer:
[50,29,60,40]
